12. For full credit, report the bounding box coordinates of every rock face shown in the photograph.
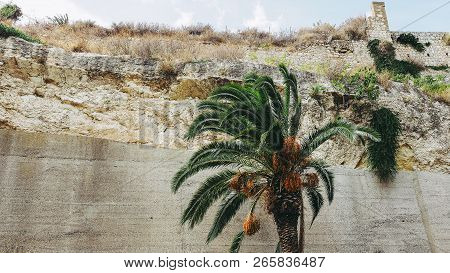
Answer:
[0,37,449,172]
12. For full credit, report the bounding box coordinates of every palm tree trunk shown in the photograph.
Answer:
[273,212,299,252]
[298,191,305,252]
[270,189,302,253]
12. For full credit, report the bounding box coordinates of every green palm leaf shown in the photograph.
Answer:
[301,119,380,158]
[207,192,247,243]
[308,160,335,203]
[172,156,244,193]
[182,170,236,228]
[229,231,245,253]
[306,186,324,227]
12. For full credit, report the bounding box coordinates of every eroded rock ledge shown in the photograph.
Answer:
[0,37,449,172]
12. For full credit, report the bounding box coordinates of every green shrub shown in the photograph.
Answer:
[368,108,401,182]
[310,84,325,97]
[396,33,425,52]
[413,75,449,94]
[0,23,40,43]
[332,67,380,100]
[368,39,423,77]
[0,3,22,21]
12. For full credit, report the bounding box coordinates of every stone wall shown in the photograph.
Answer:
[367,2,392,42]
[367,2,449,67]
[391,32,449,67]
[1,129,449,253]
[246,40,373,68]
[246,2,449,68]
[1,37,449,173]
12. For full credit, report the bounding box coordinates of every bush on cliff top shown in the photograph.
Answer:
[0,23,41,43]
[0,3,22,21]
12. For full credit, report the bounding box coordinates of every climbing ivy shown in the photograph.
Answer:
[368,108,401,182]
[396,33,426,52]
[367,39,422,77]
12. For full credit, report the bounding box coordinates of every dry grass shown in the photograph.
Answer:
[334,16,367,40]
[377,70,393,90]
[296,17,367,47]
[23,22,245,65]
[297,22,335,46]
[18,16,368,63]
[324,60,349,81]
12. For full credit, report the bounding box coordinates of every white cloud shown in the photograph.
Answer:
[243,1,282,32]
[174,11,194,27]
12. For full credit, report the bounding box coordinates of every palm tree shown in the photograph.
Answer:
[171,65,380,253]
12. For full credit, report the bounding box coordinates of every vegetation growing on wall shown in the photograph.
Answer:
[368,39,423,77]
[396,33,426,52]
[413,75,450,103]
[331,67,380,100]
[0,3,22,21]
[0,23,40,43]
[310,84,325,98]
[368,108,401,182]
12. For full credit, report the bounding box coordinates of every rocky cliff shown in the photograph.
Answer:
[0,37,449,172]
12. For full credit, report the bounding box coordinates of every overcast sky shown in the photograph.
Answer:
[7,0,450,32]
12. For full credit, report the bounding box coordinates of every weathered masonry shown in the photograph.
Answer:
[250,2,448,68]
[367,1,449,67]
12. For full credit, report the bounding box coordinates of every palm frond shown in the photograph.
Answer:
[308,160,335,203]
[185,111,222,140]
[301,119,380,157]
[306,186,324,227]
[254,75,283,115]
[207,192,247,243]
[289,101,302,137]
[188,141,260,167]
[209,84,259,106]
[279,64,301,137]
[171,157,245,193]
[243,72,259,86]
[182,170,236,228]
[229,231,245,253]
[197,100,230,112]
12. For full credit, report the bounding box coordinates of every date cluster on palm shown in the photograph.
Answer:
[229,172,256,197]
[243,214,261,236]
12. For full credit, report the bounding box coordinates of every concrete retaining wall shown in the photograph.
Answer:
[0,129,449,253]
